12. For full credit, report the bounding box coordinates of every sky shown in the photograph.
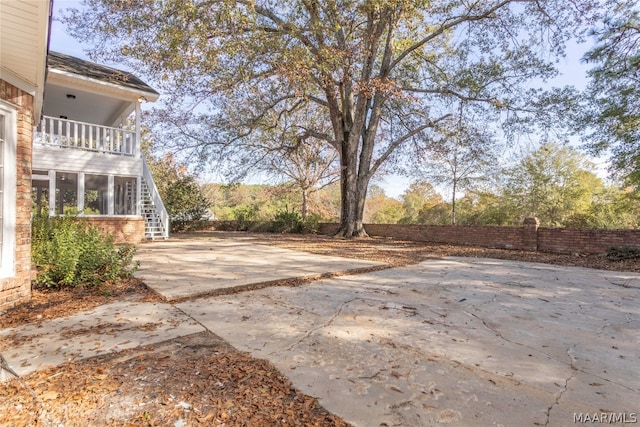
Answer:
[48,1,600,200]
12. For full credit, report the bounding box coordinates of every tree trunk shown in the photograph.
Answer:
[301,188,309,220]
[451,181,457,225]
[334,165,370,237]
[336,183,368,237]
[353,174,370,237]
[335,132,368,238]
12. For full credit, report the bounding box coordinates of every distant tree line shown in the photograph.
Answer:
[155,144,640,231]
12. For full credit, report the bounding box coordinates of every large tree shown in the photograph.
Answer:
[410,102,499,224]
[582,4,640,184]
[500,143,605,227]
[65,0,603,237]
[256,106,340,219]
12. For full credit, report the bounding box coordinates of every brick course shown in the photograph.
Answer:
[537,227,640,255]
[317,220,640,255]
[83,217,145,245]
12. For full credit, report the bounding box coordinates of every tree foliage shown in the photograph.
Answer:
[582,3,640,185]
[500,143,606,227]
[268,138,339,219]
[148,154,211,231]
[65,0,607,237]
[399,181,449,224]
[454,191,515,226]
[363,185,404,224]
[410,101,499,224]
[203,182,341,223]
[201,169,639,229]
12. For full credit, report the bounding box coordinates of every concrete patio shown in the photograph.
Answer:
[175,256,640,426]
[134,238,386,300]
[2,237,638,426]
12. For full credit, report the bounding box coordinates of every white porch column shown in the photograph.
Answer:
[108,175,115,216]
[136,175,142,215]
[135,98,142,159]
[48,170,55,216]
[77,172,85,215]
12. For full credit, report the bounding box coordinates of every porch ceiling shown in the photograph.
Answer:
[44,82,132,127]
[44,52,160,127]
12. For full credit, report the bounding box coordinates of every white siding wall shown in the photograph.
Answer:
[33,145,142,176]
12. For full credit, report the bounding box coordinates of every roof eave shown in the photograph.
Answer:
[47,68,160,103]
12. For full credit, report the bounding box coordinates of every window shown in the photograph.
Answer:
[114,176,137,215]
[32,170,50,217]
[84,174,108,214]
[31,170,138,217]
[55,172,78,215]
[0,103,17,277]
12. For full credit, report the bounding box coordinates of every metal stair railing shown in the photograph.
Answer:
[142,156,170,239]
[141,182,165,239]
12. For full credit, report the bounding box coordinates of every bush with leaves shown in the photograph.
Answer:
[232,205,259,231]
[31,216,139,288]
[301,214,322,234]
[164,174,211,232]
[145,153,211,232]
[272,209,303,233]
[605,246,640,262]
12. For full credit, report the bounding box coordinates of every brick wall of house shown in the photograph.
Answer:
[83,217,146,244]
[318,220,640,255]
[0,80,34,311]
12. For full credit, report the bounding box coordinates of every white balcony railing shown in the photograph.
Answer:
[35,115,137,156]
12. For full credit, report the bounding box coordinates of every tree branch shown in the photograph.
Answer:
[370,114,452,176]
[390,0,521,70]
[403,86,504,106]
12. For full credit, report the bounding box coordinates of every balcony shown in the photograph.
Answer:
[34,115,138,157]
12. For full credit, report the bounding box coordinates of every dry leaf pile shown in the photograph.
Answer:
[1,332,348,427]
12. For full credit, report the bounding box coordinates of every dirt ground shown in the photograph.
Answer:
[2,231,639,426]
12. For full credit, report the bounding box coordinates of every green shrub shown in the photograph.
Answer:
[272,209,302,233]
[31,216,139,288]
[232,205,258,231]
[301,214,322,234]
[166,174,211,232]
[605,245,640,262]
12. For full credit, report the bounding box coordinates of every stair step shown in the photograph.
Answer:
[140,177,169,240]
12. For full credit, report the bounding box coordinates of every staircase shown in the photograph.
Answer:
[141,158,170,240]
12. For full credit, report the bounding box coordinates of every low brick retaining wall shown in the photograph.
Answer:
[318,220,640,255]
[537,227,640,255]
[83,216,145,245]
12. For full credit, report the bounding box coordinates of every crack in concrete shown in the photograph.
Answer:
[544,348,578,427]
[258,293,323,318]
[464,308,640,394]
[461,308,573,366]
[275,297,362,354]
[357,369,385,380]
[605,277,640,289]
